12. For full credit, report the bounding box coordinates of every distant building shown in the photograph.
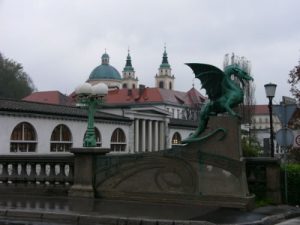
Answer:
[0,98,131,154]
[23,90,72,105]
[250,105,282,155]
[155,46,175,90]
[87,51,123,89]
[1,47,206,155]
[121,50,138,89]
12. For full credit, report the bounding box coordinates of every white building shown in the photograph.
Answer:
[0,97,200,155]
[250,105,282,155]
[2,48,205,155]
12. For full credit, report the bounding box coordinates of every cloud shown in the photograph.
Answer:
[0,0,299,103]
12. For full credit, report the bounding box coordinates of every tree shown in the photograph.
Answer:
[288,60,300,101]
[0,52,36,99]
[241,136,261,157]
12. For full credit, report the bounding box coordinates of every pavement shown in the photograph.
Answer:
[274,217,300,225]
[0,195,299,225]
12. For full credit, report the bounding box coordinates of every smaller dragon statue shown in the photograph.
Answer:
[182,63,253,144]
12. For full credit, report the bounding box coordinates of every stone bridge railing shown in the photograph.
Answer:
[0,154,282,204]
[0,154,74,196]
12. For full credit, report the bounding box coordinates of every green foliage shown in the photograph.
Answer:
[0,52,36,99]
[288,60,300,101]
[281,163,300,205]
[242,137,260,157]
[255,198,274,207]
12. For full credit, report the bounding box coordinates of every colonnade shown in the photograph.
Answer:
[134,119,167,152]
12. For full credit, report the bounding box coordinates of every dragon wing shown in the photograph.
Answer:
[185,63,225,100]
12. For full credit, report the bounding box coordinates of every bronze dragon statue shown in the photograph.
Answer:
[182,63,253,144]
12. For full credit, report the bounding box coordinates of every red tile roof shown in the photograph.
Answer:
[23,87,206,108]
[106,87,206,107]
[253,105,269,115]
[23,91,72,105]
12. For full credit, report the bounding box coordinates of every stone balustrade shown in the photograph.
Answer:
[0,155,74,195]
[0,154,282,204]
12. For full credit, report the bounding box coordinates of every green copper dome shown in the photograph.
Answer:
[88,52,122,81]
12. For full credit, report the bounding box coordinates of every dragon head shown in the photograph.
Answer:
[224,65,253,82]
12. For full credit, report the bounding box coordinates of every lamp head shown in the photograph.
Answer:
[92,83,108,97]
[75,82,93,96]
[264,83,277,98]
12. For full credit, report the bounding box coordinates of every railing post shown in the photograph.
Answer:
[66,164,74,185]
[69,148,109,198]
[9,163,18,184]
[16,163,27,184]
[36,163,46,184]
[56,163,65,184]
[27,162,37,184]
[48,163,56,185]
[0,163,9,183]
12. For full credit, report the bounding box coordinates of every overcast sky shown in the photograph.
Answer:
[0,0,299,104]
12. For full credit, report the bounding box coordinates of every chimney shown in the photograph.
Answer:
[139,84,146,96]
[128,89,132,96]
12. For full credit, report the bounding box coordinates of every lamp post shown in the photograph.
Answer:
[75,82,108,147]
[264,83,277,157]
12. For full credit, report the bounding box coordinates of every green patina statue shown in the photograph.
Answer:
[182,63,253,144]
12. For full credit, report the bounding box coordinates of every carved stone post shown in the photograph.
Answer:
[69,148,109,198]
[36,163,46,184]
[27,163,36,184]
[0,163,8,183]
[266,159,282,204]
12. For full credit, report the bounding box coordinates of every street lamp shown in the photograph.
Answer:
[264,83,277,157]
[75,82,108,147]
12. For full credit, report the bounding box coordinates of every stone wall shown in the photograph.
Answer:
[93,116,254,209]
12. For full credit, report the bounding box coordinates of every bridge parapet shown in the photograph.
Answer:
[0,154,74,196]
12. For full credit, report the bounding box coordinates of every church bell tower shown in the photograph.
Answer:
[122,49,138,89]
[155,45,175,90]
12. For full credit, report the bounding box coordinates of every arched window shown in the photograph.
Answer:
[84,127,102,147]
[172,132,181,145]
[132,84,136,89]
[159,81,164,88]
[122,83,127,88]
[169,82,172,90]
[10,122,37,152]
[50,124,72,152]
[110,128,126,152]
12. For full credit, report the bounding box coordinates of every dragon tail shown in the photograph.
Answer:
[181,128,227,144]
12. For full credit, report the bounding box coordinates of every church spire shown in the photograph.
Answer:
[160,44,170,69]
[155,44,174,90]
[122,49,138,89]
[123,48,134,72]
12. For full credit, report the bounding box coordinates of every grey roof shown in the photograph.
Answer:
[0,98,131,123]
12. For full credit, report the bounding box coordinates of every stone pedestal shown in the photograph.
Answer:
[266,162,282,204]
[68,148,109,198]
